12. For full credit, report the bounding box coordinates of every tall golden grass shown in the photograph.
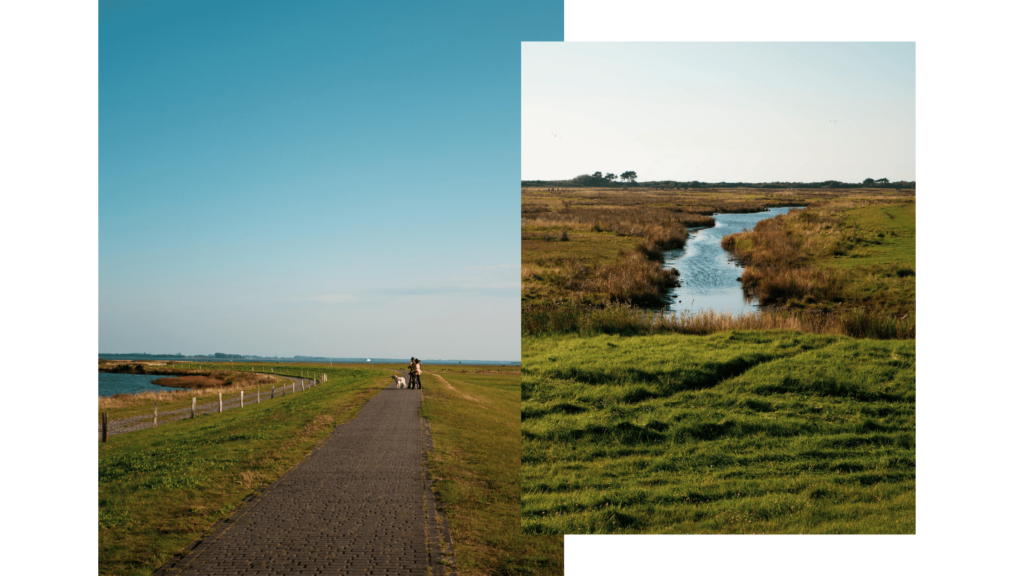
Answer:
[522,300,915,339]
[524,204,696,250]
[587,250,680,307]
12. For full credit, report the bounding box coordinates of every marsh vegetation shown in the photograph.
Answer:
[520,184,916,535]
[521,186,915,339]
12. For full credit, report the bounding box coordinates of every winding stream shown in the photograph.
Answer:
[663,206,803,315]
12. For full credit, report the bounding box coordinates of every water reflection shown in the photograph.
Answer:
[663,206,803,315]
[99,372,178,397]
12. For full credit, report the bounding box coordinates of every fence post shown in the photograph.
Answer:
[102,412,108,442]
[257,387,260,403]
[191,397,196,418]
[241,390,244,407]
[271,386,275,399]
[301,381,305,392]
[219,393,223,412]
[292,382,295,394]
[153,402,158,428]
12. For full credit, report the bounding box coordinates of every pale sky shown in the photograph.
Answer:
[96,0,562,361]
[523,42,915,183]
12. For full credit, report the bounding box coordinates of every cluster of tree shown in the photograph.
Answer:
[566,171,638,187]
[523,177,915,190]
[213,352,246,359]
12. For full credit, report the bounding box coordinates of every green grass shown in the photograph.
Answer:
[420,371,562,576]
[521,331,915,534]
[817,204,916,316]
[820,203,915,269]
[99,366,389,576]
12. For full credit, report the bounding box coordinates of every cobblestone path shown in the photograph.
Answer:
[154,373,455,575]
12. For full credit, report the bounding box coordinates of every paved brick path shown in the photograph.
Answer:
[154,372,456,575]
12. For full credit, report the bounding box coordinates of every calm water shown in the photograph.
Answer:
[99,372,179,397]
[663,206,803,315]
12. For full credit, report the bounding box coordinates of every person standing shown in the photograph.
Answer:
[407,357,418,389]
[413,358,423,389]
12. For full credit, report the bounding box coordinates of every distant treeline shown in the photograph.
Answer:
[523,175,916,190]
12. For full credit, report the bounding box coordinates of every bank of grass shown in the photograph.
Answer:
[521,331,915,534]
[420,371,562,575]
[98,366,388,576]
[98,362,331,421]
[722,201,915,317]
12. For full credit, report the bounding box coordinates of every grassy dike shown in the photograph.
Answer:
[420,369,563,576]
[99,366,387,576]
[521,331,915,534]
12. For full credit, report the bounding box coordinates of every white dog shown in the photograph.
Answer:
[391,374,407,389]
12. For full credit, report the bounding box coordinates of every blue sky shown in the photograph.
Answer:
[523,42,915,183]
[100,0,562,360]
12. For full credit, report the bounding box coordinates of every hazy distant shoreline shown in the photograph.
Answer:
[98,354,520,366]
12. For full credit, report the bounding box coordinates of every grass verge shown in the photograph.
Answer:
[99,366,388,576]
[420,371,562,575]
[521,331,915,534]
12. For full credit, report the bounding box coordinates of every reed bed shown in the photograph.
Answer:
[523,204,694,251]
[522,300,914,340]
[586,251,680,307]
[521,201,695,306]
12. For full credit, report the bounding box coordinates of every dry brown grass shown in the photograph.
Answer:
[522,299,915,339]
[588,250,680,307]
[521,199,695,306]
[524,204,695,251]
[238,470,262,489]
[300,414,336,438]
[153,375,225,388]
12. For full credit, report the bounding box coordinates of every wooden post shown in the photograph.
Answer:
[301,381,305,392]
[271,386,275,399]
[241,390,244,407]
[257,387,260,403]
[102,412,108,442]
[153,402,158,428]
[219,393,223,412]
[292,382,295,394]
[191,397,196,418]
